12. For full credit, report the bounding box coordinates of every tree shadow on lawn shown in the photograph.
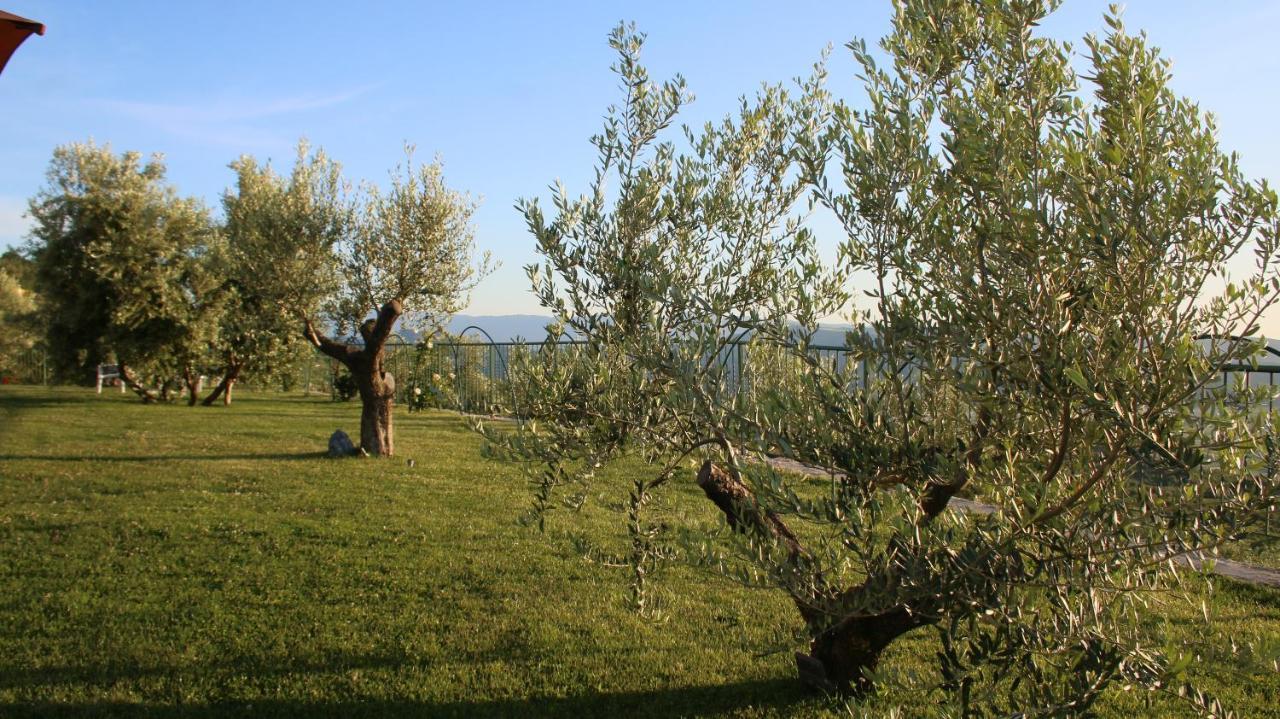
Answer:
[1215,575,1280,611]
[0,679,811,718]
[0,452,330,463]
[0,648,813,715]
[0,392,98,411]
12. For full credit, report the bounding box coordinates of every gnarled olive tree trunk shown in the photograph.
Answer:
[118,363,160,404]
[357,362,395,456]
[183,367,201,406]
[696,461,936,693]
[202,363,241,406]
[305,299,401,456]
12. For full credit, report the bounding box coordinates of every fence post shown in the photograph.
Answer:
[736,342,744,395]
[488,345,495,409]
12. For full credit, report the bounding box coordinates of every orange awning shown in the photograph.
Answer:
[0,10,44,76]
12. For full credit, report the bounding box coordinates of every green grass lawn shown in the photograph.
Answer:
[1,386,1277,718]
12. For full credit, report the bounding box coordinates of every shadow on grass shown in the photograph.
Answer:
[1216,576,1280,610]
[0,452,329,463]
[0,392,95,410]
[0,679,811,718]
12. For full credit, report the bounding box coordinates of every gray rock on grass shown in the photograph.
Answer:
[328,430,358,458]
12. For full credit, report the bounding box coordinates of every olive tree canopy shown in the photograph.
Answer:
[214,143,351,405]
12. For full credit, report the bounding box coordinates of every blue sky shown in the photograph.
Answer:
[2,1,1278,326]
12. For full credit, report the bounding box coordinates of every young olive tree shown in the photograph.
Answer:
[26,142,220,401]
[751,2,1280,708]
[493,5,1280,714]
[482,23,840,612]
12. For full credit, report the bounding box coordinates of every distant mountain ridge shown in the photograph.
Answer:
[443,314,560,342]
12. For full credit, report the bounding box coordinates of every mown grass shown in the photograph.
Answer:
[0,385,1277,718]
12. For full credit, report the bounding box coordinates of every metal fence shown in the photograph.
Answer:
[304,340,566,413]
[1,347,47,385]
[294,339,858,414]
[7,339,1280,418]
[299,340,1280,418]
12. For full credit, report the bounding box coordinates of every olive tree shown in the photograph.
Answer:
[225,142,488,454]
[215,145,350,406]
[482,23,839,610]
[198,274,309,406]
[26,142,220,400]
[170,244,228,405]
[309,152,488,456]
[757,3,1280,707]
[491,6,1280,714]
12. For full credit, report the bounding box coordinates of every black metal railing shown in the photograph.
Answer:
[7,338,1280,419]
[302,340,1280,418]
[1,347,47,385]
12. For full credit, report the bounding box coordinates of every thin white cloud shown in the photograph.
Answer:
[106,85,376,124]
[99,84,380,148]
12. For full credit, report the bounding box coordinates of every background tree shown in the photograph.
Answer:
[170,237,227,405]
[491,5,1280,714]
[0,248,36,289]
[214,145,350,406]
[0,253,38,376]
[25,142,219,401]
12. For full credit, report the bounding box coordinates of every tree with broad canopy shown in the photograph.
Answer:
[213,144,350,407]
[26,141,221,402]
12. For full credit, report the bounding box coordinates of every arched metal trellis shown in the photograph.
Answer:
[448,325,513,415]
